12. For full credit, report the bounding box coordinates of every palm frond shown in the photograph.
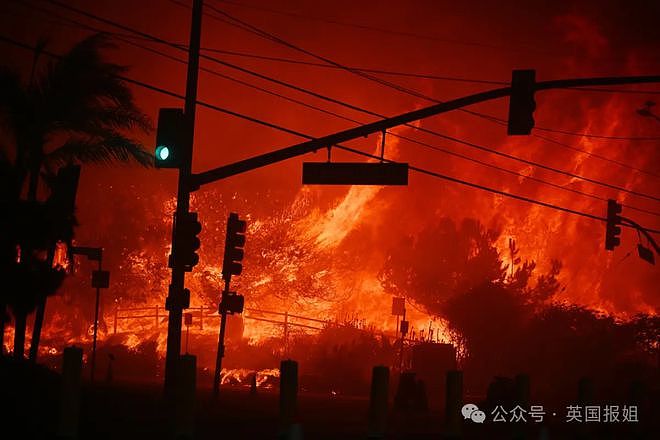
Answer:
[51,103,152,134]
[34,33,149,135]
[45,133,154,168]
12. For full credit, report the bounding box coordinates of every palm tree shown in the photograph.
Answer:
[0,33,152,360]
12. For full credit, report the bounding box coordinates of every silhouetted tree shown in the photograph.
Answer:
[378,218,507,314]
[0,34,151,359]
[379,217,653,393]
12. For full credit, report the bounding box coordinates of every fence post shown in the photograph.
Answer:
[173,354,196,439]
[113,307,118,334]
[368,365,389,439]
[57,346,83,439]
[279,359,300,438]
[444,370,463,438]
[155,305,159,329]
[199,305,204,330]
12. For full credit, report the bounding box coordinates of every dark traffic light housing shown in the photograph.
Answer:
[507,69,536,135]
[166,286,190,310]
[220,292,244,315]
[172,211,202,272]
[155,108,187,168]
[222,213,246,281]
[605,199,622,251]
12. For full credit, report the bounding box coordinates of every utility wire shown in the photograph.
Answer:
[3,33,658,236]
[41,0,660,200]
[532,133,660,179]
[561,86,660,95]
[12,4,660,218]
[534,126,660,141]
[210,1,660,96]
[204,3,660,201]
[209,3,660,144]
[37,0,660,203]
[28,0,658,179]
[14,4,660,217]
[202,2,660,192]
[52,0,657,181]
[211,0,558,55]
[201,3,660,188]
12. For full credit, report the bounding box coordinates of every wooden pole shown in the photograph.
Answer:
[444,370,463,438]
[58,346,83,439]
[279,359,299,436]
[368,365,389,439]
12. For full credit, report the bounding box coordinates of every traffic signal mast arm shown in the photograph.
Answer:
[191,74,660,187]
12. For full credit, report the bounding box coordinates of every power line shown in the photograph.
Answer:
[16,5,660,218]
[18,1,365,126]
[532,133,660,179]
[31,0,658,179]
[4,33,658,236]
[560,86,660,95]
[210,4,660,143]
[203,3,660,192]
[0,33,305,137]
[38,0,660,201]
[201,48,510,85]
[534,126,660,141]
[392,133,660,217]
[172,2,660,178]
[14,5,660,219]
[211,0,557,55]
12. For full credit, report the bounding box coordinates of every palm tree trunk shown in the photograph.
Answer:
[28,246,53,363]
[26,146,45,362]
[13,310,27,360]
[28,297,46,362]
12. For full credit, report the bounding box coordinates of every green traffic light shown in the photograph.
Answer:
[156,145,170,161]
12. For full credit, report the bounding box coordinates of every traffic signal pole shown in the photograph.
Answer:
[213,280,230,397]
[164,0,203,395]
[90,253,103,383]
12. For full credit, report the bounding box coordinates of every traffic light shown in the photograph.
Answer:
[166,286,190,310]
[154,108,187,168]
[507,69,536,135]
[174,211,202,271]
[605,199,622,251]
[220,292,244,315]
[222,213,246,281]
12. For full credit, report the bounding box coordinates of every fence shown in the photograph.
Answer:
[112,305,443,346]
[112,305,331,335]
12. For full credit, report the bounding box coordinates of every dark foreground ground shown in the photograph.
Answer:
[1,359,658,439]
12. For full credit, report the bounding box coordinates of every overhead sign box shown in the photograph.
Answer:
[302,162,408,185]
[392,297,406,316]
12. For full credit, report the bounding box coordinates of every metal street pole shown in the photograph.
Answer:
[213,280,229,397]
[164,0,203,394]
[90,256,102,383]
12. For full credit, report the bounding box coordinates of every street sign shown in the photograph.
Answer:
[392,297,405,316]
[638,244,655,265]
[400,320,409,335]
[302,162,408,185]
[184,313,193,326]
[91,270,110,289]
